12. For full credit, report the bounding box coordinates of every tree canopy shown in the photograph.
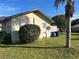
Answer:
[71,19,79,26]
[51,14,66,30]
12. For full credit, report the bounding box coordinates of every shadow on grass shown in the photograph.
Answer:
[71,38,79,40]
[71,33,79,36]
[0,45,66,49]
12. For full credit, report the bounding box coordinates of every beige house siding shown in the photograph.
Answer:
[50,26,59,32]
[11,12,52,43]
[26,13,51,39]
[11,18,20,43]
[11,15,29,43]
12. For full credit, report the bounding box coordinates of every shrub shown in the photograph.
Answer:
[1,31,11,44]
[0,31,4,43]
[19,24,40,43]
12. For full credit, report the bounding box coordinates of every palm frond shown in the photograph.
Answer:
[54,0,65,9]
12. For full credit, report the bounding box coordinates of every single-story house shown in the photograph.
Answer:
[0,9,58,43]
[71,24,79,32]
[71,19,79,32]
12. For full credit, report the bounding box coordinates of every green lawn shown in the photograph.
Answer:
[0,33,79,59]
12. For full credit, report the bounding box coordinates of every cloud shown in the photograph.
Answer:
[0,4,20,16]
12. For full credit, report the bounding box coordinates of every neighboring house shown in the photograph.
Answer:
[71,24,79,32]
[0,9,58,43]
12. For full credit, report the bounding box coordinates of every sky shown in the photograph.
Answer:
[0,0,79,20]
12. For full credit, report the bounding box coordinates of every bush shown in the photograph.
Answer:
[1,31,11,44]
[19,24,40,43]
[0,31,4,43]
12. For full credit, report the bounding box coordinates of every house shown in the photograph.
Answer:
[71,19,79,32]
[71,24,79,32]
[0,9,58,43]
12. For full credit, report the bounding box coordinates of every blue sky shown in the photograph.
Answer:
[0,0,79,19]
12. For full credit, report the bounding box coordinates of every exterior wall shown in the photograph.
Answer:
[50,26,59,32]
[11,16,29,43]
[3,20,11,33]
[10,12,58,43]
[26,13,51,39]
[71,24,79,32]
[0,23,2,31]
[11,19,20,43]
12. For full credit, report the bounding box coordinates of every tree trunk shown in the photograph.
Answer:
[66,17,71,48]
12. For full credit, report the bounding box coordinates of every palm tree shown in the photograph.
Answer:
[54,0,74,48]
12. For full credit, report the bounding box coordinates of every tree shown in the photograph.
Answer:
[52,15,66,32]
[54,0,74,48]
[71,19,79,26]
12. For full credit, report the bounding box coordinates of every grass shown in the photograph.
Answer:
[0,33,79,59]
